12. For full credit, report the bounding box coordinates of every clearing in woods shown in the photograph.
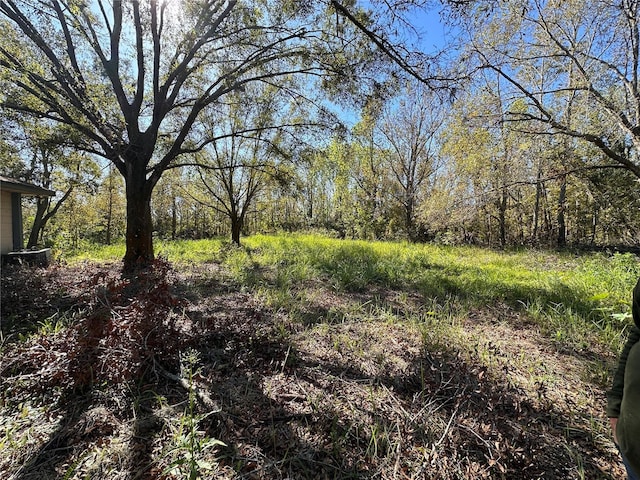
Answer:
[0,235,634,479]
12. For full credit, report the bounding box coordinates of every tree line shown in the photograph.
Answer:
[2,0,640,263]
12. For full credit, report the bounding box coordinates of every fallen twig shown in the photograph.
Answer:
[153,359,221,413]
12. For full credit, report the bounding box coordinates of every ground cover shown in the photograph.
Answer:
[1,234,637,479]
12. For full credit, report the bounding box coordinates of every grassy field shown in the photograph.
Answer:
[1,233,638,479]
[62,234,639,351]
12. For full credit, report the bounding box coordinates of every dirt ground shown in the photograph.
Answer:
[0,261,627,479]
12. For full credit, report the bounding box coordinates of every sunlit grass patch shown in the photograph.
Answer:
[62,241,125,263]
[241,233,640,354]
[63,238,226,264]
[62,232,640,354]
[156,238,225,264]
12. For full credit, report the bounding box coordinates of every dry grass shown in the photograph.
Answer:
[0,258,626,479]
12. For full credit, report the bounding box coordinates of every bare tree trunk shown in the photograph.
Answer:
[27,197,49,248]
[498,188,507,248]
[171,195,177,240]
[591,205,598,245]
[532,168,543,244]
[405,196,415,241]
[231,215,242,246]
[307,188,313,221]
[557,173,567,248]
[106,173,114,245]
[123,169,155,270]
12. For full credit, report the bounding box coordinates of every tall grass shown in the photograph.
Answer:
[61,241,125,262]
[242,234,640,352]
[65,233,640,353]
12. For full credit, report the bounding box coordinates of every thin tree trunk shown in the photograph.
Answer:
[406,197,414,241]
[171,195,177,240]
[591,204,598,245]
[499,188,507,248]
[27,197,49,248]
[106,174,114,245]
[532,168,543,243]
[557,174,567,248]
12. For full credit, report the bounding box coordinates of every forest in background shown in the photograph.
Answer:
[3,0,640,254]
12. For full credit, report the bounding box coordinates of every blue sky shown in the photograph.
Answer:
[410,7,453,51]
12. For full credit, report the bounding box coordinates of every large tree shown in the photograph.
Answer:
[379,83,443,240]
[463,0,640,181]
[192,84,301,246]
[0,0,378,270]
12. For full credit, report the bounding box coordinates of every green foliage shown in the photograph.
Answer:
[249,235,640,352]
[62,241,126,263]
[219,244,261,287]
[156,239,225,264]
[164,349,226,479]
[62,239,225,264]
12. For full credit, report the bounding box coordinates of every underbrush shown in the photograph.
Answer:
[6,233,634,478]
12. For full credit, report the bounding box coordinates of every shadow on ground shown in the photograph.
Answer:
[0,260,625,479]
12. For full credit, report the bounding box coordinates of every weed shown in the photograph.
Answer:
[36,311,73,336]
[164,349,226,479]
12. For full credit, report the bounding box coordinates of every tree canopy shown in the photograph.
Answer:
[0,0,386,269]
[3,0,640,253]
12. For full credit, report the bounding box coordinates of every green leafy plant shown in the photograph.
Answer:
[164,349,226,480]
